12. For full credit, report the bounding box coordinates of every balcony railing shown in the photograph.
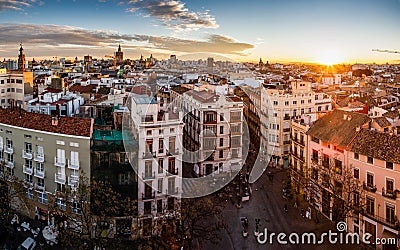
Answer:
[23,165,33,175]
[22,150,33,160]
[34,168,45,178]
[35,183,45,192]
[68,160,80,170]
[34,153,44,163]
[167,148,179,156]
[68,175,79,186]
[55,173,66,184]
[54,157,66,167]
[167,168,179,175]
[283,140,291,145]
[6,160,14,169]
[283,128,291,132]
[4,146,13,154]
[142,171,156,180]
[363,182,377,193]
[142,191,156,200]
[293,138,305,146]
[143,152,156,159]
[167,187,179,195]
[382,188,397,200]
[362,210,399,230]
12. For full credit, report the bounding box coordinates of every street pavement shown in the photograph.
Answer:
[201,167,370,250]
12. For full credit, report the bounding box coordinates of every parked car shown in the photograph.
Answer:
[17,237,36,250]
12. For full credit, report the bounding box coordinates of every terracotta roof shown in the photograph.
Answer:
[69,84,97,93]
[373,117,391,128]
[383,110,399,119]
[307,109,371,147]
[0,108,93,137]
[185,90,217,103]
[350,129,400,164]
[43,87,63,94]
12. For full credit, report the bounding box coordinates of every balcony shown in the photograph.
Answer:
[23,165,33,175]
[382,188,397,200]
[362,210,399,230]
[363,182,377,193]
[167,148,179,156]
[143,152,156,159]
[5,160,14,169]
[283,115,290,120]
[4,146,13,154]
[55,173,66,184]
[167,168,179,176]
[142,191,156,200]
[34,153,44,163]
[283,128,291,132]
[34,168,45,179]
[167,187,179,195]
[68,175,79,186]
[142,171,156,180]
[54,157,66,167]
[35,183,45,192]
[293,138,305,146]
[22,150,33,160]
[283,140,291,145]
[68,160,80,170]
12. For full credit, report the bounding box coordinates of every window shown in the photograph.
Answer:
[367,156,373,164]
[16,88,22,93]
[144,201,151,215]
[318,106,322,112]
[157,199,163,213]
[6,138,12,149]
[322,154,329,168]
[146,130,152,136]
[386,179,394,194]
[158,138,164,153]
[70,142,79,147]
[367,173,374,187]
[118,173,131,185]
[158,179,163,193]
[71,200,82,214]
[168,158,175,173]
[169,137,175,152]
[158,158,164,173]
[220,114,224,121]
[25,188,34,200]
[293,101,297,105]
[231,136,241,147]
[37,178,44,188]
[230,112,241,122]
[70,151,79,166]
[56,149,65,164]
[219,126,224,134]
[366,197,375,215]
[334,159,342,175]
[56,198,66,211]
[353,168,359,179]
[168,178,175,195]
[219,150,223,159]
[312,169,318,180]
[386,162,394,170]
[25,174,32,184]
[159,129,163,135]
[37,192,48,205]
[56,140,65,145]
[386,204,396,224]
[145,161,153,178]
[354,153,359,159]
[273,101,278,106]
[301,100,305,104]
[219,138,223,147]
[312,150,318,162]
[285,101,289,106]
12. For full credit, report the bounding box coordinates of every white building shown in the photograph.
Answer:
[128,93,183,236]
[175,89,244,176]
[0,73,25,108]
[260,81,332,167]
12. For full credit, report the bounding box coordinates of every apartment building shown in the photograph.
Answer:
[128,93,183,236]
[174,89,244,177]
[260,81,332,167]
[0,108,93,221]
[347,129,400,250]
[306,110,371,221]
[0,73,24,108]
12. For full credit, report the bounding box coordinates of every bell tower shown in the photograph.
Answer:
[18,43,26,71]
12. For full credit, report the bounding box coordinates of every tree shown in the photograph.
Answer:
[0,161,30,225]
[52,174,136,249]
[177,193,228,249]
[309,155,366,223]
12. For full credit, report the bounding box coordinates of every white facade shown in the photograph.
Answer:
[260,81,332,166]
[129,93,183,235]
[0,73,25,108]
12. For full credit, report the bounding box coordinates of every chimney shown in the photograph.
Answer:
[51,116,59,126]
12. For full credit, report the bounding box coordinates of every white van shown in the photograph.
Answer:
[17,237,36,250]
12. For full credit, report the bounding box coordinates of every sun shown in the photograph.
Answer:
[316,50,344,66]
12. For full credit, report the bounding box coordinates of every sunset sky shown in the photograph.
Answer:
[0,0,399,63]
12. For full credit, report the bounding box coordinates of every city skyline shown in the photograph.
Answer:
[0,0,399,64]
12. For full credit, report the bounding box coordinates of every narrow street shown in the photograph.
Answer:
[201,167,367,250]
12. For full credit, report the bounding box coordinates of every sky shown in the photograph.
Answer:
[0,0,399,63]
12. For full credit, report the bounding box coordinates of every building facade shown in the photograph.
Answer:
[0,73,25,108]
[0,109,92,221]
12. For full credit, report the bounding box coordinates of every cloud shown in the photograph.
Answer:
[126,0,218,30]
[0,23,254,57]
[0,0,42,11]
[133,34,254,55]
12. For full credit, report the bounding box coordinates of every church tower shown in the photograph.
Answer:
[115,44,124,65]
[18,43,26,71]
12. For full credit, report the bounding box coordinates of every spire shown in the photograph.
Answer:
[118,44,121,52]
